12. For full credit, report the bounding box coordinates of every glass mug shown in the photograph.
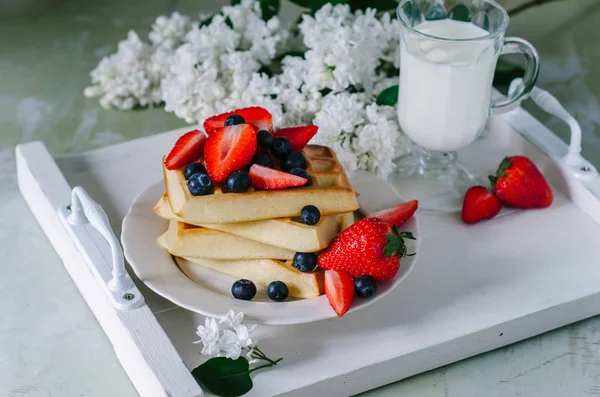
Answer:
[393,0,539,212]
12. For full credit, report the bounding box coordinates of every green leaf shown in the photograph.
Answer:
[348,0,398,11]
[192,357,253,397]
[257,65,273,77]
[376,85,399,107]
[260,0,280,21]
[225,16,234,29]
[199,15,214,28]
[449,4,471,22]
[319,88,333,97]
[231,0,241,4]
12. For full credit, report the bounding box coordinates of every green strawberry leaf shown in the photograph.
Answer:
[489,157,512,192]
[497,157,512,177]
[384,226,417,258]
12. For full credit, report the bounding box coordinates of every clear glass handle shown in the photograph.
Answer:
[491,37,540,114]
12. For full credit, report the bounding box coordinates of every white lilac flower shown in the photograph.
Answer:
[149,12,191,49]
[312,93,404,177]
[84,31,159,110]
[85,1,411,174]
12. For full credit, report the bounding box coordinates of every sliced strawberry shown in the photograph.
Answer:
[204,107,273,135]
[324,270,354,317]
[370,200,418,227]
[204,124,257,183]
[165,130,207,170]
[273,125,318,151]
[249,164,308,190]
[462,186,502,224]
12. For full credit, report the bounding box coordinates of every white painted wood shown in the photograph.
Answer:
[16,111,600,397]
[16,142,202,397]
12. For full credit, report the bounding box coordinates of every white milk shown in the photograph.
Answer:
[398,19,498,152]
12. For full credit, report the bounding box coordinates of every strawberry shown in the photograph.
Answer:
[273,125,318,151]
[489,156,553,209]
[204,124,257,183]
[318,217,416,282]
[461,186,502,224]
[370,200,418,227]
[204,107,273,135]
[324,270,354,317]
[165,129,207,170]
[249,164,308,189]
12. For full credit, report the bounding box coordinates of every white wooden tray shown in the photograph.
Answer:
[16,106,600,397]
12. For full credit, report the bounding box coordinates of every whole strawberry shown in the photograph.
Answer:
[489,156,553,209]
[318,217,415,282]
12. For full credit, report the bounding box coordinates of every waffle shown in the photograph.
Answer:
[160,220,295,260]
[157,235,323,298]
[164,145,359,224]
[154,194,355,252]
[179,257,324,299]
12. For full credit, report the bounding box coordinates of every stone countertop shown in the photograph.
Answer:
[2,0,600,396]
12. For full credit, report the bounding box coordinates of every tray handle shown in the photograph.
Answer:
[59,186,144,310]
[509,78,598,181]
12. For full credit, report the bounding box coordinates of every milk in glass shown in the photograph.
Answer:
[398,19,498,152]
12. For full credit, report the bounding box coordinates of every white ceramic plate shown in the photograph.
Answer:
[122,171,419,325]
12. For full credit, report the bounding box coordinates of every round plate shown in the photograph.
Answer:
[122,174,419,325]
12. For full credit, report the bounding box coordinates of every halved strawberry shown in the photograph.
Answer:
[165,129,207,170]
[462,186,502,224]
[204,124,257,183]
[324,269,354,317]
[249,164,308,190]
[273,125,318,151]
[204,107,273,135]
[370,200,418,227]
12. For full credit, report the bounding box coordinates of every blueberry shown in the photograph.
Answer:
[184,162,207,180]
[257,130,273,148]
[226,170,252,193]
[271,137,292,158]
[288,168,311,185]
[300,205,320,225]
[188,173,213,196]
[231,279,257,301]
[252,152,273,168]
[282,152,307,171]
[293,252,318,272]
[354,275,377,298]
[267,281,289,302]
[225,114,245,126]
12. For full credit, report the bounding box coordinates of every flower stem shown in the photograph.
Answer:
[248,359,282,374]
[250,345,283,367]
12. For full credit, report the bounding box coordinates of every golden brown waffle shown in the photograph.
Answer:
[153,194,355,252]
[179,257,324,299]
[157,234,323,298]
[164,145,359,224]
[160,220,295,260]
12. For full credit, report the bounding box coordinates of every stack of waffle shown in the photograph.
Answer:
[154,145,360,298]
